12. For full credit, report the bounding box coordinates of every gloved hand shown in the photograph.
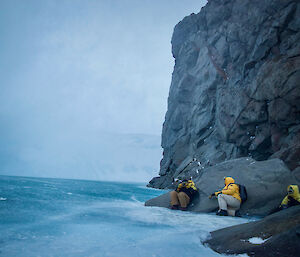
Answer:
[208,193,215,199]
[280,205,288,210]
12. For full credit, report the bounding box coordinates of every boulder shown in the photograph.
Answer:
[145,158,296,216]
[204,205,300,257]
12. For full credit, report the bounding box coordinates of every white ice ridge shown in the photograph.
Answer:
[248,237,270,244]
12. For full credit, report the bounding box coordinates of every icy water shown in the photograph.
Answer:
[0,175,253,257]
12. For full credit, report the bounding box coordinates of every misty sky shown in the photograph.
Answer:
[0,0,206,181]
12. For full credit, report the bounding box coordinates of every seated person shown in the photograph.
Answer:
[279,185,300,210]
[209,176,241,216]
[170,179,198,211]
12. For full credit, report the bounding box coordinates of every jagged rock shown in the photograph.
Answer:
[152,0,300,188]
[145,158,296,216]
[147,175,174,189]
[204,205,300,257]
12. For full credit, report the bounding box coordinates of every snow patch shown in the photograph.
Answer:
[247,237,270,244]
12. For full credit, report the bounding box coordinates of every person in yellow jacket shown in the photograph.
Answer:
[209,177,241,216]
[279,185,300,210]
[170,179,198,211]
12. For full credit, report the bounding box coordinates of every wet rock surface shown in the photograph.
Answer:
[204,205,300,257]
[146,158,299,216]
[152,0,300,189]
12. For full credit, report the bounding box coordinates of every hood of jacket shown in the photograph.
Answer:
[287,185,299,198]
[224,177,235,186]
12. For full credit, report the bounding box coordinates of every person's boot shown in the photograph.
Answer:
[216,209,228,216]
[171,205,179,210]
[235,210,242,217]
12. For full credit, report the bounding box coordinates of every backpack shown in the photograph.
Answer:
[237,184,247,204]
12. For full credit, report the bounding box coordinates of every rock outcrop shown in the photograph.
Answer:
[204,205,300,257]
[151,0,300,189]
[145,158,300,216]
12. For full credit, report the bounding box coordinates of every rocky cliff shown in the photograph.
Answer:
[150,0,300,188]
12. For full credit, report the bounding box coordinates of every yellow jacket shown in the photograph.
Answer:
[176,180,197,191]
[215,177,241,202]
[280,185,300,206]
[176,180,198,199]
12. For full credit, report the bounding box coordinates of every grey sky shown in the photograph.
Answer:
[0,0,206,181]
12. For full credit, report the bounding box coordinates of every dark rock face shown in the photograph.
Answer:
[146,158,299,216]
[204,205,300,257]
[154,0,300,188]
